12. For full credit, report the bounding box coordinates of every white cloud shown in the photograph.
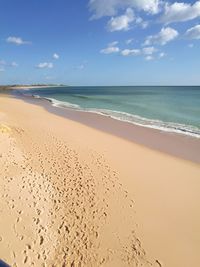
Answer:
[53,53,59,59]
[188,43,194,48]
[121,46,157,57]
[36,62,53,69]
[77,64,85,70]
[89,0,161,19]
[106,8,149,32]
[142,46,157,55]
[144,27,179,46]
[10,62,18,67]
[101,46,120,54]
[140,20,149,29]
[0,60,6,66]
[0,60,18,67]
[121,48,141,56]
[159,52,166,58]
[126,38,134,44]
[108,41,119,46]
[101,40,166,60]
[107,8,135,31]
[100,42,120,54]
[185,24,200,39]
[161,1,200,24]
[145,55,154,61]
[6,36,31,45]
[0,67,5,72]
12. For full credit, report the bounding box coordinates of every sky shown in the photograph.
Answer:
[0,0,200,85]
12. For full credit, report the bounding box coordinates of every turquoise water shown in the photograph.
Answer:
[22,86,200,138]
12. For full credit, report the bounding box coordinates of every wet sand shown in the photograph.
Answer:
[0,94,200,267]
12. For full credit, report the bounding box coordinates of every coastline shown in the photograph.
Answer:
[19,87,200,139]
[1,94,200,267]
[10,85,66,90]
[18,92,200,164]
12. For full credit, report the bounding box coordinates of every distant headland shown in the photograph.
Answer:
[0,84,67,90]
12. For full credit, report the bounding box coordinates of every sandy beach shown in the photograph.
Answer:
[0,94,200,267]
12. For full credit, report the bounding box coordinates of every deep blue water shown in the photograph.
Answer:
[22,86,200,138]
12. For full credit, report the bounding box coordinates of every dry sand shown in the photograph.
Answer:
[0,95,200,267]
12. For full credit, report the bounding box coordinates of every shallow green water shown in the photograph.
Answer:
[23,86,200,138]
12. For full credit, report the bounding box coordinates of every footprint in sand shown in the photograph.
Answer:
[39,236,44,245]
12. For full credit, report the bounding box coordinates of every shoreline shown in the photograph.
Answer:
[17,92,200,164]
[17,88,200,140]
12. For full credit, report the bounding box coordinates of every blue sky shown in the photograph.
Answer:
[0,0,200,85]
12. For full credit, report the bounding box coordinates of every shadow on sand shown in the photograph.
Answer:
[0,260,10,267]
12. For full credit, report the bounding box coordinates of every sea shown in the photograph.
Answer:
[20,86,200,138]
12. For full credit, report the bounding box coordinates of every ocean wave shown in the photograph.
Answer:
[31,94,200,139]
[89,109,200,138]
[43,97,80,109]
